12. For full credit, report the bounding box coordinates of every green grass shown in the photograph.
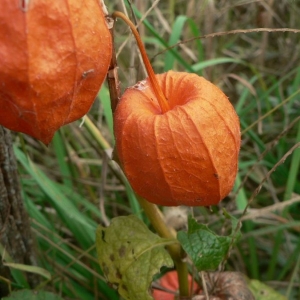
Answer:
[6,0,300,299]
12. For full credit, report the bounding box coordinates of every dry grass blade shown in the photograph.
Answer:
[241,195,300,221]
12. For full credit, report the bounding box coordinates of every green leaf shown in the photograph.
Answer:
[2,289,64,300]
[96,215,173,300]
[177,216,240,271]
[248,279,287,300]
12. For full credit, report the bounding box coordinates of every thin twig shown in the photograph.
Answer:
[116,0,161,58]
[152,28,300,59]
[200,271,209,299]
[240,142,300,224]
[242,89,300,135]
[234,116,300,198]
[240,195,300,221]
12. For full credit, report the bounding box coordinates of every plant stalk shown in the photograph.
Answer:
[112,11,170,114]
[137,196,190,298]
[109,12,190,298]
[106,15,120,113]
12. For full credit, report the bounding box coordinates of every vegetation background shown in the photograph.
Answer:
[6,0,300,299]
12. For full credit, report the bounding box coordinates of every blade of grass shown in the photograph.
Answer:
[234,174,259,279]
[234,76,258,114]
[83,116,144,219]
[277,237,300,281]
[125,181,144,221]
[83,116,111,151]
[52,131,74,189]
[266,88,300,281]
[2,262,51,280]
[0,243,29,289]
[285,253,300,299]
[283,119,300,201]
[240,118,291,186]
[242,221,300,238]
[98,85,114,136]
[32,226,117,299]
[130,4,195,72]
[192,57,245,73]
[15,146,96,248]
[164,15,204,72]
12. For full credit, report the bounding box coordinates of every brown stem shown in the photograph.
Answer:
[112,11,170,114]
[106,16,120,113]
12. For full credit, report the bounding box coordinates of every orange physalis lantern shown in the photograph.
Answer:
[0,0,112,144]
[114,71,241,206]
[152,270,200,300]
